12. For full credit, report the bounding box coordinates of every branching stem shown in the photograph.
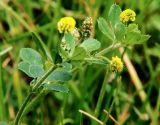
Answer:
[14,65,57,125]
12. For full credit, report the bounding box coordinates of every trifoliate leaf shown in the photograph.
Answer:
[97,17,115,41]
[80,38,101,52]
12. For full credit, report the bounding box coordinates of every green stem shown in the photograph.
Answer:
[32,65,57,91]
[104,75,120,123]
[23,90,48,115]
[96,43,121,56]
[0,58,6,120]
[14,65,57,125]
[94,68,109,117]
[14,93,33,125]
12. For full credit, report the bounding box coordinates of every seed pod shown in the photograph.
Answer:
[81,17,93,38]
[71,28,80,41]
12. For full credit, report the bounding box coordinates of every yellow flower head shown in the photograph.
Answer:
[120,9,136,23]
[110,56,123,73]
[57,17,76,33]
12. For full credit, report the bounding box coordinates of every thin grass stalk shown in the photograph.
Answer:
[94,68,109,117]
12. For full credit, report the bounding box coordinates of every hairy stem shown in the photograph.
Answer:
[14,93,33,125]
[14,65,57,125]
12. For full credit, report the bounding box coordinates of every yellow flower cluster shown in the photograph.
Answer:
[110,56,123,73]
[57,17,76,33]
[120,9,136,23]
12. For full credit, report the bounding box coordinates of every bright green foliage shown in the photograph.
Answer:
[46,69,72,82]
[98,16,150,45]
[18,48,44,78]
[18,62,33,77]
[85,57,109,65]
[1,1,159,125]
[123,24,150,45]
[62,62,72,71]
[29,65,45,78]
[108,4,122,28]
[19,48,43,66]
[80,38,101,52]
[115,23,126,41]
[124,32,150,45]
[97,17,115,41]
[18,48,72,82]
[71,47,87,60]
[64,33,75,51]
[44,83,69,93]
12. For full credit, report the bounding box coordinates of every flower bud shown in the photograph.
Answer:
[120,9,136,23]
[57,17,76,33]
[110,56,123,73]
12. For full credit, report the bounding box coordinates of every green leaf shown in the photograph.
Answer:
[44,83,69,93]
[71,47,87,60]
[80,38,101,52]
[18,62,45,78]
[124,32,141,45]
[85,57,109,65]
[29,65,45,78]
[19,48,43,66]
[115,23,126,41]
[47,69,72,82]
[59,46,69,59]
[62,62,72,72]
[124,32,150,45]
[139,35,150,44]
[97,17,115,41]
[126,24,140,33]
[18,62,32,77]
[64,33,75,50]
[108,4,121,28]
[31,32,52,61]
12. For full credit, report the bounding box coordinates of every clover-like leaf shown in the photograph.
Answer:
[71,47,87,60]
[126,24,140,33]
[124,32,150,45]
[29,65,45,78]
[80,38,101,52]
[62,62,72,72]
[44,83,69,93]
[18,62,32,77]
[47,69,72,82]
[108,4,121,28]
[115,23,126,41]
[19,48,43,66]
[97,17,115,41]
[64,33,75,50]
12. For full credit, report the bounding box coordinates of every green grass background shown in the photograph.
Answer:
[0,0,160,125]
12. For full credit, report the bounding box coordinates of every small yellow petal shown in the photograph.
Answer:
[120,9,136,23]
[110,56,123,73]
[57,17,76,33]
